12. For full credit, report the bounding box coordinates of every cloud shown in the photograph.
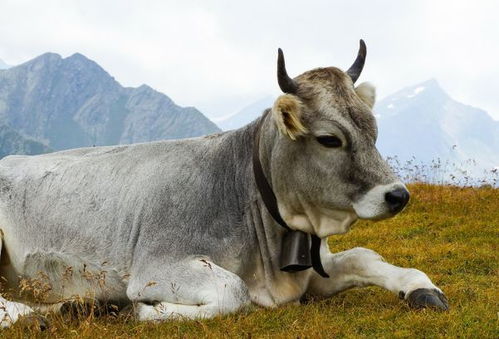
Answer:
[0,0,497,119]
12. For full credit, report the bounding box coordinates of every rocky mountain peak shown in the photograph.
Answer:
[0,52,220,152]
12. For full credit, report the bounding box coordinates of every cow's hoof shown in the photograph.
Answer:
[17,314,50,331]
[407,288,449,311]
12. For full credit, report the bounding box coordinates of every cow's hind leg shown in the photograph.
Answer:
[307,246,449,310]
[127,256,250,321]
[0,233,48,329]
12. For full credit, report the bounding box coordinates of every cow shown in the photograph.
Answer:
[0,40,448,328]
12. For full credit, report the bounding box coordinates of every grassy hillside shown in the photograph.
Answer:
[4,183,498,338]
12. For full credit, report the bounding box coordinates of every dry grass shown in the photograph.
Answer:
[2,183,498,338]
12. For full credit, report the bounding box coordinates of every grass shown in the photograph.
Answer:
[3,183,498,338]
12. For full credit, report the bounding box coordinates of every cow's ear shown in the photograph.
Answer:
[355,82,376,109]
[272,94,307,140]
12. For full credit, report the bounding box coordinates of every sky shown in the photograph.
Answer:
[1,0,498,120]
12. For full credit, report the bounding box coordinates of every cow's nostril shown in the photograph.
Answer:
[385,188,410,214]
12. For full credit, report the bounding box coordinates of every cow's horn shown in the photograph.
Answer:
[277,48,298,94]
[346,39,367,84]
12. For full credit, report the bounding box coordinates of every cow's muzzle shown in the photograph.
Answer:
[352,182,410,219]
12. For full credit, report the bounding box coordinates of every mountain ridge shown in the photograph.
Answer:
[0,124,51,158]
[375,79,499,173]
[214,95,273,131]
[0,52,220,152]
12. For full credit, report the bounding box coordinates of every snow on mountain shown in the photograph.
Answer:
[0,58,10,70]
[375,79,499,177]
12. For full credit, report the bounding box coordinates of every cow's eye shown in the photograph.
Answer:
[316,135,343,148]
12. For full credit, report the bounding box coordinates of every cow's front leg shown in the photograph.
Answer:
[127,256,250,321]
[307,246,448,310]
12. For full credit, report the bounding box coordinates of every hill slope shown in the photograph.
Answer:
[0,53,220,151]
[0,124,51,158]
[214,96,273,131]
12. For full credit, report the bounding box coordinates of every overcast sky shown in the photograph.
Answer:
[1,0,498,120]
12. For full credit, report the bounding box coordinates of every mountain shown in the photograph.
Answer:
[0,58,9,70]
[0,124,51,158]
[375,79,499,174]
[214,96,273,131]
[0,53,220,151]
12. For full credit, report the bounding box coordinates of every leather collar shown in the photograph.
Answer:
[252,113,329,278]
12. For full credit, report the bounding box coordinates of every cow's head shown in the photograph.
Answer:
[264,40,409,237]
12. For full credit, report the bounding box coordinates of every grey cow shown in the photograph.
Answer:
[0,40,448,327]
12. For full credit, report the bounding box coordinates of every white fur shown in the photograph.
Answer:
[137,301,229,321]
[131,258,251,322]
[0,231,36,328]
[245,258,308,307]
[355,82,376,108]
[281,205,358,237]
[0,296,35,328]
[308,246,439,298]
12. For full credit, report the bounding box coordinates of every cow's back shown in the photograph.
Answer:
[0,133,253,283]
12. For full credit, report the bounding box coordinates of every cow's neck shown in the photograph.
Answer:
[230,113,311,305]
